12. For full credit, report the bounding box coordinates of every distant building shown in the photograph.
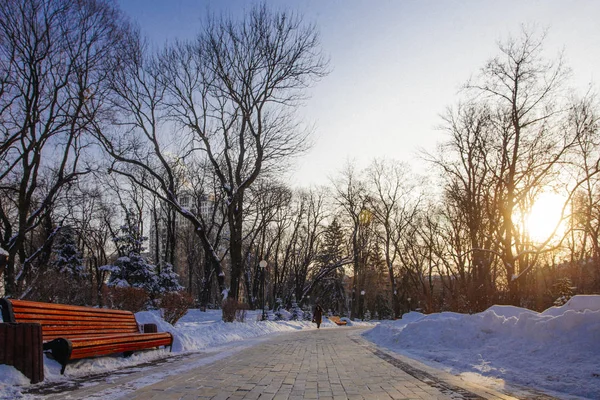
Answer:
[148,191,228,293]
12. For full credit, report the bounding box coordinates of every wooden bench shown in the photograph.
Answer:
[328,316,347,326]
[0,298,173,375]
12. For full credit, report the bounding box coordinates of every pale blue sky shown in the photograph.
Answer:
[118,0,600,187]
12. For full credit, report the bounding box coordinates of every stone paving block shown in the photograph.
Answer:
[210,394,230,400]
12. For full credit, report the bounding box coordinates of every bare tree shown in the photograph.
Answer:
[459,29,577,303]
[92,28,235,302]
[286,188,329,304]
[0,0,129,296]
[160,4,328,300]
[332,162,374,318]
[424,103,504,310]
[564,95,600,291]
[365,159,420,317]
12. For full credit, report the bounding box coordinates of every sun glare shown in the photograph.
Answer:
[525,192,566,243]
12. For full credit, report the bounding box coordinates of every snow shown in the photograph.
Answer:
[1,296,599,399]
[364,295,600,399]
[0,247,8,257]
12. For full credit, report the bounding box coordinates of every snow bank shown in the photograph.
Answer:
[542,295,600,316]
[363,295,600,399]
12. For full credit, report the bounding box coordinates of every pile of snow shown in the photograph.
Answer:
[364,295,600,399]
[0,309,367,398]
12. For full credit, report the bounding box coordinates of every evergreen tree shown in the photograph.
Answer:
[38,226,89,305]
[290,296,303,320]
[156,261,183,293]
[302,304,313,321]
[52,227,86,277]
[101,210,182,296]
[553,277,576,306]
[274,298,284,321]
[373,293,393,320]
[318,218,345,266]
[312,219,347,313]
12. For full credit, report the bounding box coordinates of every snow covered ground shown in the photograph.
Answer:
[364,295,600,399]
[1,296,599,399]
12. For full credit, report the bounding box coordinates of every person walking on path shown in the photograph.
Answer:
[313,304,323,329]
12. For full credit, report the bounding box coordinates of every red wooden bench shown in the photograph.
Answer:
[0,298,173,375]
[328,316,347,325]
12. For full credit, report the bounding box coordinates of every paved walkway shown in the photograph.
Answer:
[27,327,556,400]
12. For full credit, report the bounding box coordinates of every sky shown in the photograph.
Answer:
[2,296,599,399]
[117,0,600,188]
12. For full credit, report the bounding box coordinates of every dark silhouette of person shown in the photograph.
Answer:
[313,304,323,329]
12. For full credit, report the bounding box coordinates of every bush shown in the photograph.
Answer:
[222,298,238,322]
[303,308,313,321]
[29,269,90,306]
[222,298,248,322]
[160,291,195,325]
[102,286,149,312]
[274,297,284,321]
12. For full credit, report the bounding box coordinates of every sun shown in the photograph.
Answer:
[525,192,566,243]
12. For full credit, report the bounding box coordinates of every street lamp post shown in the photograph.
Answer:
[360,290,365,320]
[351,288,355,320]
[259,260,267,321]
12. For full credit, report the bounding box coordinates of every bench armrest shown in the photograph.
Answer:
[141,323,158,333]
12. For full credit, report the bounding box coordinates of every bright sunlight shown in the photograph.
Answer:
[525,192,566,243]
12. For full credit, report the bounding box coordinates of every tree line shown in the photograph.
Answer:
[1,1,599,318]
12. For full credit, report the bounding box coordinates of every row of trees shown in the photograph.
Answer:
[2,1,599,317]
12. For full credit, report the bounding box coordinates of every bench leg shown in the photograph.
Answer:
[0,323,44,383]
[43,338,72,375]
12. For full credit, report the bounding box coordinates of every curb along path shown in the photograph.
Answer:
[28,327,556,400]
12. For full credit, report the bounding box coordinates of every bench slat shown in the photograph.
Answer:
[13,310,136,321]
[43,329,140,340]
[41,324,138,331]
[8,300,133,316]
[44,326,137,332]
[71,338,172,359]
[70,332,172,348]
[19,317,138,326]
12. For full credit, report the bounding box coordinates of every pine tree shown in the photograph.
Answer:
[40,226,88,304]
[52,227,86,278]
[101,210,160,293]
[553,277,576,306]
[302,304,313,321]
[312,219,347,313]
[156,261,183,293]
[290,296,303,320]
[274,298,284,321]
[318,218,345,266]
